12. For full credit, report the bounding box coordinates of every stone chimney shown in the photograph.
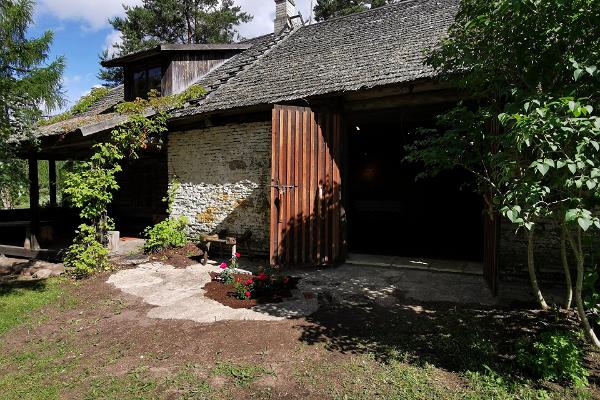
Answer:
[274,0,299,33]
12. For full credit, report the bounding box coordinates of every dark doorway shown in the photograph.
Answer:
[346,106,483,261]
[110,152,168,236]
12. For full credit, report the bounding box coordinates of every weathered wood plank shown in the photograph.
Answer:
[0,245,58,260]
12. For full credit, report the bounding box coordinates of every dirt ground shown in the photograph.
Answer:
[1,262,599,399]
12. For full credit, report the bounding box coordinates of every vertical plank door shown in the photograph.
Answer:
[270,105,343,266]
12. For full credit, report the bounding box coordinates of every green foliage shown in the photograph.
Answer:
[233,281,251,300]
[516,331,588,387]
[97,48,123,88]
[217,253,240,284]
[212,362,273,387]
[0,0,64,209]
[164,178,180,214]
[63,224,111,278]
[39,87,110,126]
[63,96,169,277]
[100,0,252,86]
[0,278,67,336]
[405,0,600,342]
[142,216,189,254]
[313,0,395,21]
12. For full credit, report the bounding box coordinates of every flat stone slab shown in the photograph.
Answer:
[107,263,319,324]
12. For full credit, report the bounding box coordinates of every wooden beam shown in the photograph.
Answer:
[0,245,58,260]
[27,155,40,251]
[49,159,57,208]
[345,90,464,112]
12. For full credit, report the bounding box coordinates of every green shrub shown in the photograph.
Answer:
[516,330,588,387]
[143,217,188,254]
[64,224,110,278]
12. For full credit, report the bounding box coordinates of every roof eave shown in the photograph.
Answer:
[101,43,252,68]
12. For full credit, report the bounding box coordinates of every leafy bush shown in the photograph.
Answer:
[516,330,588,387]
[64,224,110,278]
[142,217,188,254]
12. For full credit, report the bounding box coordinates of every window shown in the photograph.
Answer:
[130,66,162,99]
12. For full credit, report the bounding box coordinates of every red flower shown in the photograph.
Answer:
[219,262,228,270]
[283,277,289,284]
[235,252,241,258]
[245,278,253,285]
[245,291,251,298]
[258,273,267,281]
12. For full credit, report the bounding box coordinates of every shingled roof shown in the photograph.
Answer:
[35,0,458,138]
[36,85,125,138]
[175,0,459,117]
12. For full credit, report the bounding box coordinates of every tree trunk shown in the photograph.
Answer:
[567,227,600,349]
[527,227,549,310]
[560,223,573,310]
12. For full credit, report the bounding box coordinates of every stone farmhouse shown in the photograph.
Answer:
[2,0,545,294]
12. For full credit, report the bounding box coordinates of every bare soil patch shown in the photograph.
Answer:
[203,272,296,309]
[2,269,600,399]
[148,242,203,267]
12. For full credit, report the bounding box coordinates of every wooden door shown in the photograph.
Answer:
[270,105,343,266]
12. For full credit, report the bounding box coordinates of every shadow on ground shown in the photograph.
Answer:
[294,292,595,382]
[0,277,47,296]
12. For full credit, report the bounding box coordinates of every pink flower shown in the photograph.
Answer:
[245,291,251,298]
[219,262,228,270]
[235,252,241,258]
[245,279,253,285]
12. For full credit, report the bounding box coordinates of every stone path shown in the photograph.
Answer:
[106,262,319,324]
[107,259,566,325]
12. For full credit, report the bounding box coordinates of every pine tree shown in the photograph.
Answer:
[0,0,64,208]
[313,0,395,22]
[99,0,252,86]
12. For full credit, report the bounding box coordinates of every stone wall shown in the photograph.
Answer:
[168,121,272,252]
[499,219,562,276]
[500,218,600,280]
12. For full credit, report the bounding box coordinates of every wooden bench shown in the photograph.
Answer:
[200,230,253,265]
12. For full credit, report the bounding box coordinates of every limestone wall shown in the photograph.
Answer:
[168,121,272,252]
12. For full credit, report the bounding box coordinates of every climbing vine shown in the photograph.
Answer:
[39,87,111,126]
[63,86,205,277]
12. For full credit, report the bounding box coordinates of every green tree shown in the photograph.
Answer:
[313,0,395,21]
[98,0,252,86]
[405,0,600,345]
[0,0,64,209]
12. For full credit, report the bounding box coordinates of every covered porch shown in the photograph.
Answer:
[0,129,168,260]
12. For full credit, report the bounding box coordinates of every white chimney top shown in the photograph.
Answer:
[274,0,303,33]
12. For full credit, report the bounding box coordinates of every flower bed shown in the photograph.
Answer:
[203,254,299,309]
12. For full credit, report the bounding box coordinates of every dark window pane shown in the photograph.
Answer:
[147,67,162,94]
[132,70,147,98]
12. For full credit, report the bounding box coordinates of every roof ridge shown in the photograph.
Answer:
[194,26,300,105]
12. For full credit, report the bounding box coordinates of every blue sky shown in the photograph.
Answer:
[31,0,313,113]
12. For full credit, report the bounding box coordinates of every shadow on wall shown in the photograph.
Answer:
[272,178,343,267]
[175,182,270,254]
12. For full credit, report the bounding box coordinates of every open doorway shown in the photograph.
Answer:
[346,106,483,262]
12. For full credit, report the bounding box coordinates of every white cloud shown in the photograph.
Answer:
[38,0,315,37]
[103,30,123,57]
[234,0,314,39]
[62,75,82,86]
[37,0,142,31]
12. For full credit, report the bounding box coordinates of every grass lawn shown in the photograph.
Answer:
[0,273,597,399]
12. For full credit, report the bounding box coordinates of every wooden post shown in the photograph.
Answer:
[26,155,40,250]
[49,159,57,208]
